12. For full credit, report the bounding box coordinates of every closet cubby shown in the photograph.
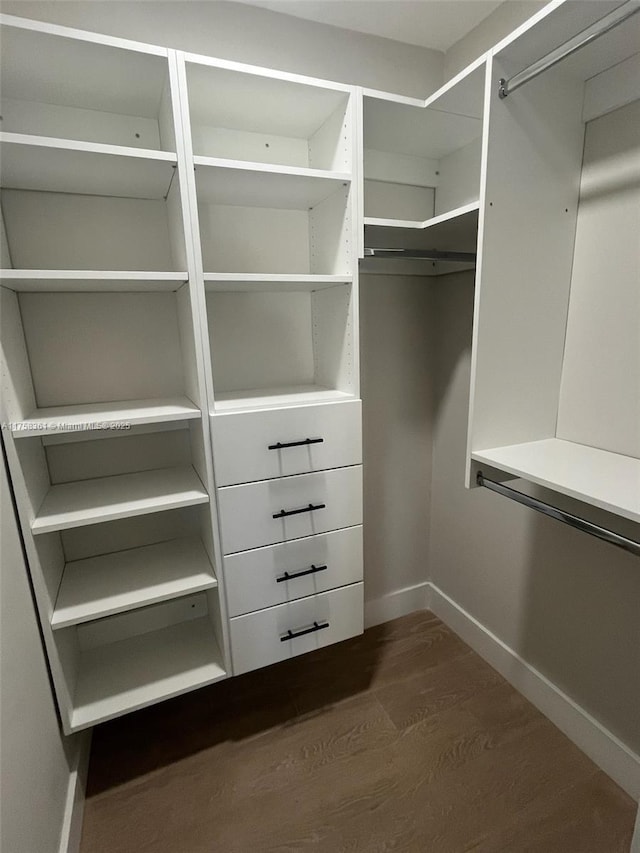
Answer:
[362,60,486,229]
[205,281,357,411]
[0,19,176,151]
[468,2,640,525]
[195,169,352,275]
[184,57,352,171]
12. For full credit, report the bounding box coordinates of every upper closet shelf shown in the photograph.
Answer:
[204,273,351,292]
[0,133,177,199]
[472,439,640,524]
[364,201,480,231]
[193,157,350,209]
[31,466,209,534]
[12,396,200,439]
[0,271,188,292]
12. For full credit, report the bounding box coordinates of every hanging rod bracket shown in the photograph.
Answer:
[476,470,640,557]
[498,0,640,99]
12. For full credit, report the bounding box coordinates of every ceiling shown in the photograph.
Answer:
[232,0,504,52]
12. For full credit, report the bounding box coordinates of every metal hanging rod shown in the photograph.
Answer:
[476,471,640,557]
[364,248,476,263]
[498,0,640,98]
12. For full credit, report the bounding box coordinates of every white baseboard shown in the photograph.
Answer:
[58,730,92,853]
[364,581,431,628]
[428,582,640,800]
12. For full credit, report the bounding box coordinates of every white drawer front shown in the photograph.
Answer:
[218,465,362,554]
[230,582,363,674]
[211,400,362,486]
[225,526,363,617]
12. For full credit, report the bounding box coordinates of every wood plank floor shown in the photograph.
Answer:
[81,612,636,852]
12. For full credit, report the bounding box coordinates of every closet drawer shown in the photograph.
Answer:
[225,525,363,617]
[211,400,361,486]
[217,465,362,554]
[230,582,363,674]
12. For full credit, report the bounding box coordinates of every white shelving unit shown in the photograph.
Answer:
[467,2,640,529]
[0,15,229,733]
[176,50,364,673]
[361,58,487,275]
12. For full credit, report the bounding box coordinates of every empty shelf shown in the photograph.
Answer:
[32,466,209,534]
[472,439,640,524]
[13,396,200,438]
[194,156,350,209]
[0,133,177,199]
[214,384,356,413]
[52,537,217,629]
[0,271,188,292]
[204,273,352,293]
[70,617,226,731]
[364,201,480,231]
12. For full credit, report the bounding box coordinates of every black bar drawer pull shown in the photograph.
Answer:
[276,564,328,583]
[280,620,330,642]
[273,502,325,519]
[268,438,324,450]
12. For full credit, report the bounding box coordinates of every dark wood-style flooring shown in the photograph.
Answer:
[81,611,636,852]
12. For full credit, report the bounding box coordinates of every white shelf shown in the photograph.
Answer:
[52,537,217,629]
[204,273,351,293]
[70,617,226,731]
[364,201,480,231]
[13,396,200,439]
[0,133,177,199]
[32,466,209,534]
[472,439,640,524]
[214,385,356,413]
[0,271,188,292]
[194,156,350,209]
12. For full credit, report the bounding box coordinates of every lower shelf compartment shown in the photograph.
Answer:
[69,616,226,732]
[472,438,640,524]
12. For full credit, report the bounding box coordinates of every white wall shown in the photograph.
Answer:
[0,1,443,98]
[0,446,84,853]
[444,0,546,79]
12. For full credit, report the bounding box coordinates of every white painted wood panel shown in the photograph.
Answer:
[225,526,363,617]
[364,148,439,188]
[472,439,640,524]
[52,537,216,628]
[13,396,199,438]
[32,466,208,534]
[556,100,640,460]
[467,59,585,461]
[192,125,309,167]
[71,616,225,731]
[212,400,362,485]
[230,582,363,674]
[217,465,363,553]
